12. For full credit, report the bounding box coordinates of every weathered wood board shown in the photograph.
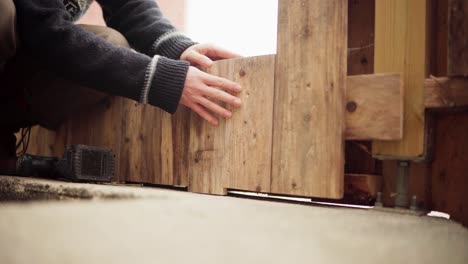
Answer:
[185,55,276,195]
[448,0,468,76]
[372,0,430,159]
[271,0,348,199]
[346,73,403,140]
[120,101,174,185]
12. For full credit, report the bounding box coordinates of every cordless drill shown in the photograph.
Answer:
[16,145,115,182]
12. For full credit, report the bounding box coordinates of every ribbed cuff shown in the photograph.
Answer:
[150,31,197,60]
[147,56,190,113]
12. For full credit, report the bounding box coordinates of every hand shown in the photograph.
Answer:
[180,66,242,126]
[180,43,241,68]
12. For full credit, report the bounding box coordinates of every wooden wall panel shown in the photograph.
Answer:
[448,0,468,76]
[431,112,468,226]
[185,55,276,195]
[271,0,347,199]
[373,0,430,159]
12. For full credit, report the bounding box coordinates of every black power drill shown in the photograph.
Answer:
[16,145,116,182]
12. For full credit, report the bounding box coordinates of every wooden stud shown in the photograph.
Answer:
[271,0,348,199]
[372,0,430,159]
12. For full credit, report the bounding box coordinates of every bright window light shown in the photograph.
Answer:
[185,0,278,56]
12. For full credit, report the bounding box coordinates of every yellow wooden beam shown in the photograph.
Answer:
[372,0,430,159]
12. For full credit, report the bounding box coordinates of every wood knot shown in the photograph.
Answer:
[239,69,246,77]
[346,101,358,113]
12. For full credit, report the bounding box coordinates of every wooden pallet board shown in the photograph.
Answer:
[271,0,348,199]
[372,0,430,159]
[185,55,276,195]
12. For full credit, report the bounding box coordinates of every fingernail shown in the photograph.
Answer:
[235,85,242,91]
[235,98,242,105]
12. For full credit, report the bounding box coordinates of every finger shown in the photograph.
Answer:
[204,73,242,93]
[205,45,242,60]
[185,50,213,68]
[202,86,242,108]
[190,103,219,126]
[196,96,232,118]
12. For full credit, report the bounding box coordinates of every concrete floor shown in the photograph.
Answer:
[0,176,467,264]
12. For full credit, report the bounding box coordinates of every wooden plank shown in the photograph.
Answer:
[372,0,430,158]
[448,0,468,76]
[425,77,468,109]
[186,55,276,195]
[120,101,174,185]
[346,73,403,140]
[171,107,191,187]
[430,112,468,227]
[271,0,347,199]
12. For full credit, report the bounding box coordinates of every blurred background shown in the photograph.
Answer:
[79,0,278,56]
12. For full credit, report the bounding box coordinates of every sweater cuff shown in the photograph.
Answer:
[150,31,197,60]
[146,56,189,113]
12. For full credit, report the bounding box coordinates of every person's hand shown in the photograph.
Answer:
[180,43,241,68]
[180,66,242,126]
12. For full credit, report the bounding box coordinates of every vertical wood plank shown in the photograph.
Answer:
[186,55,276,195]
[271,0,347,199]
[448,0,468,76]
[120,100,174,185]
[372,0,430,158]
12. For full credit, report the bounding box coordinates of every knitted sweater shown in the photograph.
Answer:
[14,0,197,113]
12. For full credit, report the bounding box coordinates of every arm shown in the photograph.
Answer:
[97,0,196,60]
[15,0,189,113]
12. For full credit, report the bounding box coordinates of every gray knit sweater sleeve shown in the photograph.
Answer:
[97,0,197,60]
[15,0,190,114]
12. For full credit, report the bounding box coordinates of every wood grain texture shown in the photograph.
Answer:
[271,0,347,199]
[373,0,429,158]
[425,77,468,108]
[120,100,174,185]
[346,73,403,140]
[187,55,276,195]
[448,0,468,76]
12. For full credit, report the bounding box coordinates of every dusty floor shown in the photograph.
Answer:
[0,176,467,264]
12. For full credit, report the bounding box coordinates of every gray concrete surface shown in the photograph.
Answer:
[0,176,467,264]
